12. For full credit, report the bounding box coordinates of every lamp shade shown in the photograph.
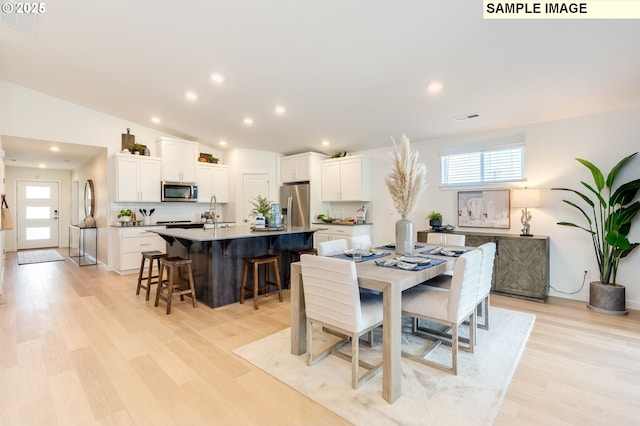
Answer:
[511,188,540,208]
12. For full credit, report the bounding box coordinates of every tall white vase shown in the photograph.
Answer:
[395,214,414,255]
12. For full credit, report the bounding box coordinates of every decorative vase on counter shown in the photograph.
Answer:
[395,214,414,255]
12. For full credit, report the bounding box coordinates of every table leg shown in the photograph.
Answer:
[290,262,307,355]
[382,283,402,404]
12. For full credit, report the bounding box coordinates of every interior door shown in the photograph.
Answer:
[241,173,271,222]
[16,180,60,249]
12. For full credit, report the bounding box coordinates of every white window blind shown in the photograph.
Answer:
[441,146,524,186]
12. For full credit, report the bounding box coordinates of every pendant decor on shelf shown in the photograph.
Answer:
[385,134,428,256]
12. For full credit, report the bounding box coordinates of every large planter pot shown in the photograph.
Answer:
[587,281,628,316]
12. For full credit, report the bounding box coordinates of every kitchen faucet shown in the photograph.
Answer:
[209,195,218,227]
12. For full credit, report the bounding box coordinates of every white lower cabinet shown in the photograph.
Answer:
[313,224,372,248]
[112,226,166,274]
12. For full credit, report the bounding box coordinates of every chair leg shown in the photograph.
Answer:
[273,259,283,302]
[187,264,197,308]
[253,263,259,310]
[136,257,145,296]
[154,264,165,308]
[351,331,359,389]
[451,324,458,375]
[144,258,154,301]
[166,266,174,315]
[240,263,248,304]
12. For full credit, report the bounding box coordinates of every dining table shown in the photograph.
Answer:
[289,247,449,404]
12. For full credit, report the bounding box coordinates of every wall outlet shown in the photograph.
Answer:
[583,269,591,280]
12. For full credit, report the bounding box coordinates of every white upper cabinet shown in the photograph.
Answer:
[197,163,229,203]
[321,156,371,202]
[156,137,198,182]
[111,154,162,202]
[281,152,327,183]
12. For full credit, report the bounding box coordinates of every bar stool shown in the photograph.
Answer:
[136,250,167,301]
[154,256,197,315]
[288,248,317,287]
[240,254,283,310]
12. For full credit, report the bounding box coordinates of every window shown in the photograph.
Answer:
[441,146,524,186]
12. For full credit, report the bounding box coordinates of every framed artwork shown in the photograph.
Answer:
[458,189,510,229]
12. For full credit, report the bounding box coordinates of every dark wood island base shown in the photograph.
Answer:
[151,226,317,308]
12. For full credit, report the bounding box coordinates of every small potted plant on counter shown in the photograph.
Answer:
[118,209,132,223]
[250,195,273,227]
[427,211,443,229]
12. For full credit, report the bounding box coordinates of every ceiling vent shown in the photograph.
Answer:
[0,1,37,35]
[454,113,480,122]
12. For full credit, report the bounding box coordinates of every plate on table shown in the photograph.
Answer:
[397,256,430,265]
[344,249,374,257]
[396,261,417,270]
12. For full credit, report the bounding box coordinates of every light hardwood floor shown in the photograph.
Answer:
[0,250,638,425]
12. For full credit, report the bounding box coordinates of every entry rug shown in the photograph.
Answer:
[234,307,535,426]
[17,249,65,265]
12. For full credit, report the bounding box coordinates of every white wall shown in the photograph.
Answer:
[359,106,640,310]
[71,151,108,265]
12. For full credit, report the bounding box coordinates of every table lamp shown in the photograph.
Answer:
[511,187,540,237]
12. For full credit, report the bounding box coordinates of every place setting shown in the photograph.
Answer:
[375,254,446,271]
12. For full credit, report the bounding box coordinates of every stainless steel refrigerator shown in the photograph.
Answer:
[280,182,310,228]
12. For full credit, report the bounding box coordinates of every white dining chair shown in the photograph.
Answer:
[426,233,466,247]
[348,235,372,251]
[401,249,482,374]
[300,254,383,389]
[426,233,466,276]
[317,239,348,256]
[476,242,496,331]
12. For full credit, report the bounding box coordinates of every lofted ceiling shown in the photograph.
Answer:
[2,1,640,169]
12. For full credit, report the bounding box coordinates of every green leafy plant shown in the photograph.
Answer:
[426,211,442,221]
[552,153,640,284]
[118,209,132,218]
[132,143,145,153]
[249,195,272,217]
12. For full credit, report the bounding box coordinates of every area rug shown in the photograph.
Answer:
[17,249,65,265]
[234,307,535,426]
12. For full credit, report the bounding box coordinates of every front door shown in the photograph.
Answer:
[16,180,60,250]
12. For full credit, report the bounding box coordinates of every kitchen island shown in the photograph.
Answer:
[149,225,318,308]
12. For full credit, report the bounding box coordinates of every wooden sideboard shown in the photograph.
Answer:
[417,230,550,302]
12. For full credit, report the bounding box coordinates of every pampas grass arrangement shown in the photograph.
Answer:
[385,134,428,215]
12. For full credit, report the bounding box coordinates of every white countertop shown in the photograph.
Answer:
[148,225,318,242]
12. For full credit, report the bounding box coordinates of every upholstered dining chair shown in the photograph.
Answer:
[348,235,372,251]
[401,249,482,374]
[300,254,383,389]
[426,232,466,247]
[317,239,348,256]
[426,233,466,276]
[475,242,496,331]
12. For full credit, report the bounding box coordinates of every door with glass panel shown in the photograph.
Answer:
[16,181,60,250]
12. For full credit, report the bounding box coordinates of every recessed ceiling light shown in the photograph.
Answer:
[243,117,254,126]
[426,81,443,93]
[185,91,198,101]
[274,105,286,115]
[38,163,46,168]
[321,140,330,146]
[210,73,225,84]
[151,116,161,124]
[219,140,227,146]
[49,146,60,152]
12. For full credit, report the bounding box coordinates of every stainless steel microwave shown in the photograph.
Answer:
[161,181,198,202]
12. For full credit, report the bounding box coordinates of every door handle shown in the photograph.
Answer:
[54,209,59,220]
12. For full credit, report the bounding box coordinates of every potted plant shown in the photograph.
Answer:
[552,152,640,315]
[427,211,443,228]
[249,195,272,222]
[118,209,132,222]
